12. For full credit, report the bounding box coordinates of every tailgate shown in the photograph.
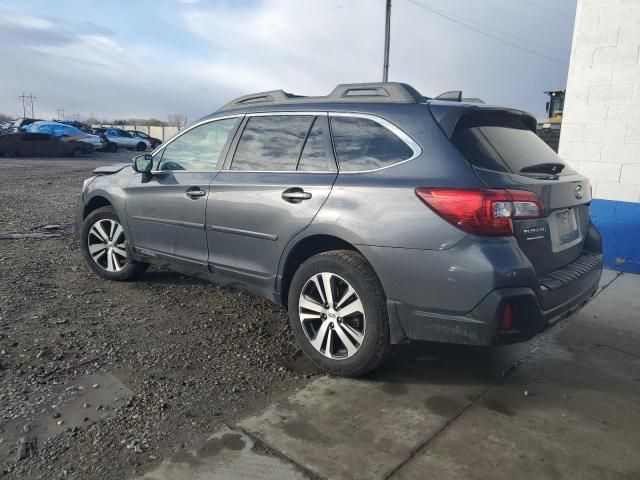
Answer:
[443,106,592,275]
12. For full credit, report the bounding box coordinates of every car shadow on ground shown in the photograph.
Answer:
[365,341,530,389]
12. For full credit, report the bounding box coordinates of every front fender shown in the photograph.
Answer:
[82,172,132,240]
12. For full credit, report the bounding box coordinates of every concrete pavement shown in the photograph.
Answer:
[137,269,640,480]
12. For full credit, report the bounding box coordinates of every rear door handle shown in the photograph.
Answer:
[282,187,312,203]
[186,187,206,198]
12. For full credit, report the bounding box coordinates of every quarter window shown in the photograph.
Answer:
[330,116,414,172]
[158,118,238,171]
[231,115,313,171]
[297,117,329,171]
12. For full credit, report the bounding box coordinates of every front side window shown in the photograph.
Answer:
[158,118,238,171]
[231,115,313,171]
[330,116,414,172]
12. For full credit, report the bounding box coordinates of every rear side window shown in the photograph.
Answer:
[330,116,414,172]
[297,117,329,171]
[232,115,313,171]
[452,112,575,175]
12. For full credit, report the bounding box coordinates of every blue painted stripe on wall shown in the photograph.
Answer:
[590,198,640,273]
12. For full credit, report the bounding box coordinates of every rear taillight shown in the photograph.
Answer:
[500,303,513,331]
[415,188,543,236]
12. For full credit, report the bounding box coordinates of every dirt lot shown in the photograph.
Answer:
[0,153,317,479]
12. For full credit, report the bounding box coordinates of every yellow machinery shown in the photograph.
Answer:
[537,90,565,152]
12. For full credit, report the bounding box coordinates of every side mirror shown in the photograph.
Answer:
[133,154,153,174]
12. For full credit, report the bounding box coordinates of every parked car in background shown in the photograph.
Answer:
[0,121,12,135]
[58,121,94,134]
[28,121,104,150]
[11,118,43,133]
[0,132,93,157]
[76,82,603,377]
[91,128,118,152]
[101,128,150,151]
[131,130,162,148]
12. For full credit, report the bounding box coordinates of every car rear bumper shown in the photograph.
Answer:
[386,252,602,346]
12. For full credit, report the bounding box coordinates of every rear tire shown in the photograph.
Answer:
[288,250,391,377]
[80,206,148,281]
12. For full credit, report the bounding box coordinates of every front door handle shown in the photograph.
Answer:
[186,187,206,198]
[282,187,312,203]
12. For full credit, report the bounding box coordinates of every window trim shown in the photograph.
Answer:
[222,112,338,173]
[328,112,422,174]
[150,115,243,174]
[148,111,421,175]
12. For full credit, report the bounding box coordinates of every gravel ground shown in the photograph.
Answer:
[0,152,317,479]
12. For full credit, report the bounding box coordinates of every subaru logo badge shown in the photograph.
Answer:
[575,185,584,200]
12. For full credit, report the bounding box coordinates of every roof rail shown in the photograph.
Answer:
[217,82,427,111]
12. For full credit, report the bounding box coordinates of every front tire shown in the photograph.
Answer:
[136,142,146,151]
[79,206,148,281]
[288,250,391,377]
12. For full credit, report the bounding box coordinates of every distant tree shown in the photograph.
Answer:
[84,116,102,126]
[0,113,14,122]
[167,114,188,129]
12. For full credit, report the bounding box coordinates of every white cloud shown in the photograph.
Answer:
[0,0,576,122]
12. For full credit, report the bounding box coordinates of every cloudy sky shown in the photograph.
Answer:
[0,0,576,123]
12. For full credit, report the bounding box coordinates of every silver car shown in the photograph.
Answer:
[76,83,603,376]
[102,128,151,151]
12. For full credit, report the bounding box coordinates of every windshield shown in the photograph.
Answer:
[451,111,574,175]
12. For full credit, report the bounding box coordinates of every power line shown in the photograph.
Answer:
[520,0,573,18]
[406,0,568,55]
[406,0,568,66]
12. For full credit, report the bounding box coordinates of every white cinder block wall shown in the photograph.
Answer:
[559,0,640,272]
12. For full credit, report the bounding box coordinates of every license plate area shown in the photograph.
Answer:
[550,208,581,252]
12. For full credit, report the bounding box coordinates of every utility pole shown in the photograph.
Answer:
[382,0,391,82]
[19,93,27,118]
[18,94,37,118]
[57,108,65,121]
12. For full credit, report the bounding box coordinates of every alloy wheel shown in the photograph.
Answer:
[87,219,128,272]
[299,272,366,360]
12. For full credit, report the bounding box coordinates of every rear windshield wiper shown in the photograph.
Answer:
[520,162,565,174]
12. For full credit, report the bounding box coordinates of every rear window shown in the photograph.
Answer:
[451,112,574,175]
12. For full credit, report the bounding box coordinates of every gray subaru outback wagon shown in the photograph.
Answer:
[76,83,603,377]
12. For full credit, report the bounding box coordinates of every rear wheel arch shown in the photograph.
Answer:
[279,234,381,308]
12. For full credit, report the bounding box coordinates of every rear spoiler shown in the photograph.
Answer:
[435,91,485,104]
[428,103,537,138]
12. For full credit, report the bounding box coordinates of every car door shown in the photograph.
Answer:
[206,113,337,291]
[124,117,241,270]
[105,129,119,146]
[120,130,136,148]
